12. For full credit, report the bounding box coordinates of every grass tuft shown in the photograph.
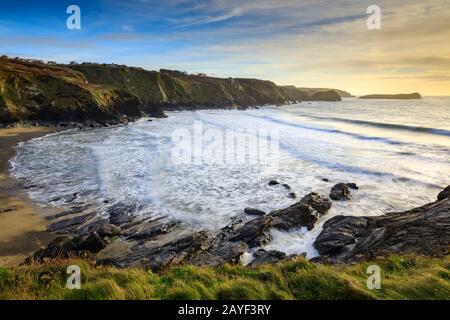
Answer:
[0,255,448,300]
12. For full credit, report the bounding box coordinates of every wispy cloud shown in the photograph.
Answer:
[1,0,449,94]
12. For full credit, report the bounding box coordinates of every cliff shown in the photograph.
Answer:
[296,87,352,98]
[359,93,421,100]
[0,57,348,125]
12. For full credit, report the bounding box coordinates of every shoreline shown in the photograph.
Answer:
[1,124,448,270]
[0,127,60,266]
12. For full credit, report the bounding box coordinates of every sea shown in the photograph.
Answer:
[10,97,450,258]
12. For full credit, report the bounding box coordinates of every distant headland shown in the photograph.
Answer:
[359,93,421,100]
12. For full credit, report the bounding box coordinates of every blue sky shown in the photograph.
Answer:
[0,0,449,95]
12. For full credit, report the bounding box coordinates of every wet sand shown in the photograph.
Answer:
[0,127,59,266]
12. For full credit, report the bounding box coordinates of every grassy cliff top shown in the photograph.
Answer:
[1,254,448,300]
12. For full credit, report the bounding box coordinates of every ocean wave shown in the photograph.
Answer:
[296,113,450,137]
[246,113,408,146]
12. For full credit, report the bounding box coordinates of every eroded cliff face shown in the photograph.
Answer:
[0,57,346,125]
[313,187,450,263]
[0,59,145,125]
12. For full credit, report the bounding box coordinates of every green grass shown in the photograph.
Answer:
[0,255,448,300]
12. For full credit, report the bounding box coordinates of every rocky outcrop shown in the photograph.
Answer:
[309,91,342,102]
[314,186,450,262]
[27,232,107,263]
[299,192,332,215]
[229,216,274,248]
[249,249,300,266]
[269,193,331,231]
[244,208,266,216]
[26,181,449,268]
[359,93,421,100]
[437,186,450,201]
[329,183,352,201]
[28,190,333,269]
[270,203,319,231]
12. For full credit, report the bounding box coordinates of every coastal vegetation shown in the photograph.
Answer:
[0,254,449,300]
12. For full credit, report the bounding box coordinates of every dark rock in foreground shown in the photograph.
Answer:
[287,192,296,199]
[346,183,359,190]
[437,186,450,201]
[28,232,107,263]
[249,249,300,266]
[270,192,331,231]
[270,203,316,231]
[282,184,291,190]
[314,186,450,262]
[244,207,266,216]
[229,216,274,248]
[299,192,332,215]
[329,183,352,201]
[97,224,121,238]
[29,190,334,269]
[30,184,450,269]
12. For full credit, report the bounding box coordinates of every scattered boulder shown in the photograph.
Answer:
[287,192,297,199]
[28,232,107,263]
[329,183,352,200]
[244,207,266,216]
[141,231,212,271]
[77,233,107,253]
[229,216,274,248]
[97,224,122,238]
[268,180,279,186]
[282,184,291,190]
[250,249,288,266]
[299,192,332,215]
[346,183,359,190]
[438,186,450,201]
[188,241,248,267]
[314,216,368,255]
[107,203,138,225]
[270,203,319,231]
[98,229,213,270]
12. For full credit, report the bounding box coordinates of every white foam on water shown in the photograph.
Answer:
[9,97,450,257]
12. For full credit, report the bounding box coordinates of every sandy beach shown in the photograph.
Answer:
[0,127,58,266]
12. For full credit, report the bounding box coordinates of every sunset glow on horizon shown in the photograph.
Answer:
[0,0,449,96]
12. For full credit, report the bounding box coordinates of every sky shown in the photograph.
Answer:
[0,0,449,95]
